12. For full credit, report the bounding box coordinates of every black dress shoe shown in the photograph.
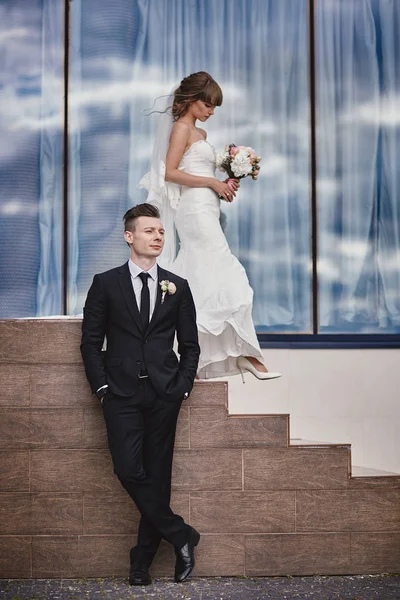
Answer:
[174,528,201,583]
[129,561,152,586]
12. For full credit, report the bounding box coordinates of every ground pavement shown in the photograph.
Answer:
[0,575,399,599]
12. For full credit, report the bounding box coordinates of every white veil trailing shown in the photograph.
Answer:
[138,86,181,270]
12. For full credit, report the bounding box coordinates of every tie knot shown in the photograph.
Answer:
[139,272,150,286]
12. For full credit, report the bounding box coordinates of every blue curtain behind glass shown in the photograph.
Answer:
[317,0,400,332]
[69,0,311,332]
[0,0,63,318]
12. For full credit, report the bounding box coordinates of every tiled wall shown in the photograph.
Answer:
[0,320,399,578]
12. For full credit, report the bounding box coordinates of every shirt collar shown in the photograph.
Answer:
[129,259,158,281]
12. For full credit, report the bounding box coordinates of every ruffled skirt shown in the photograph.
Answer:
[172,185,263,379]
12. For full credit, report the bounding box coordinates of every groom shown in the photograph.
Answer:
[80,203,200,585]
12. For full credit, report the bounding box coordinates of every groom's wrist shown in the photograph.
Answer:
[95,384,108,400]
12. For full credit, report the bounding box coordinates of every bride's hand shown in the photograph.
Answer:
[211,179,236,202]
[225,178,240,193]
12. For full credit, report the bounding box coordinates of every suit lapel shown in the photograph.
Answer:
[145,266,167,337]
[118,262,144,335]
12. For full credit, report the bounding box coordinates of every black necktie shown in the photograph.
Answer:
[139,272,150,326]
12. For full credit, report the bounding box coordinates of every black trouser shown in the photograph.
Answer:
[102,378,190,566]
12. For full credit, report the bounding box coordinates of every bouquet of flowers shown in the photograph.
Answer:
[216,144,261,182]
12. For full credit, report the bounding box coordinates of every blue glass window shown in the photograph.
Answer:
[0,0,63,317]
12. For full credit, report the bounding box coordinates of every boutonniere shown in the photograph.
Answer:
[160,280,177,304]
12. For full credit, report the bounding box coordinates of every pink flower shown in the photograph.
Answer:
[250,150,257,159]
[230,146,239,156]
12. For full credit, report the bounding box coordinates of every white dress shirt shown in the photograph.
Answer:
[128,259,158,320]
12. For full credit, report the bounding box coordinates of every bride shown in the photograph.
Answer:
[140,71,281,381]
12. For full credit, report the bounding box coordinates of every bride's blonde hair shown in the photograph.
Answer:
[172,72,223,120]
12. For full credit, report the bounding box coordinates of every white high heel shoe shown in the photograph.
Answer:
[237,356,282,383]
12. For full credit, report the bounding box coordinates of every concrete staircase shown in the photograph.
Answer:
[0,319,399,577]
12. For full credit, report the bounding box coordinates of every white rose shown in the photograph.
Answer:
[231,149,252,177]
[216,150,229,172]
[167,282,176,295]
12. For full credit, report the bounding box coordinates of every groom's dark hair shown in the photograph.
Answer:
[123,203,160,232]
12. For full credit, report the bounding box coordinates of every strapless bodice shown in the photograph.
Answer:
[179,139,216,177]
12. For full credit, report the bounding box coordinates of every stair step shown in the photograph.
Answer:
[291,442,400,478]
[352,465,400,477]
[190,408,289,448]
[290,437,350,448]
[187,381,227,406]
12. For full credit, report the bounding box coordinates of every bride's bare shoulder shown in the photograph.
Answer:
[172,121,190,133]
[170,121,190,145]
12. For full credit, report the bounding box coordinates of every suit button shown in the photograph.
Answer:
[144,339,148,344]
[136,360,141,365]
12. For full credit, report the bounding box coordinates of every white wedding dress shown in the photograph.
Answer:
[172,139,264,379]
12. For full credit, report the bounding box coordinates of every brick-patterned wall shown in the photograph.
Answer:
[0,320,399,578]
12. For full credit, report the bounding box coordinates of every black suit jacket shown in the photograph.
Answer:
[80,262,200,402]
